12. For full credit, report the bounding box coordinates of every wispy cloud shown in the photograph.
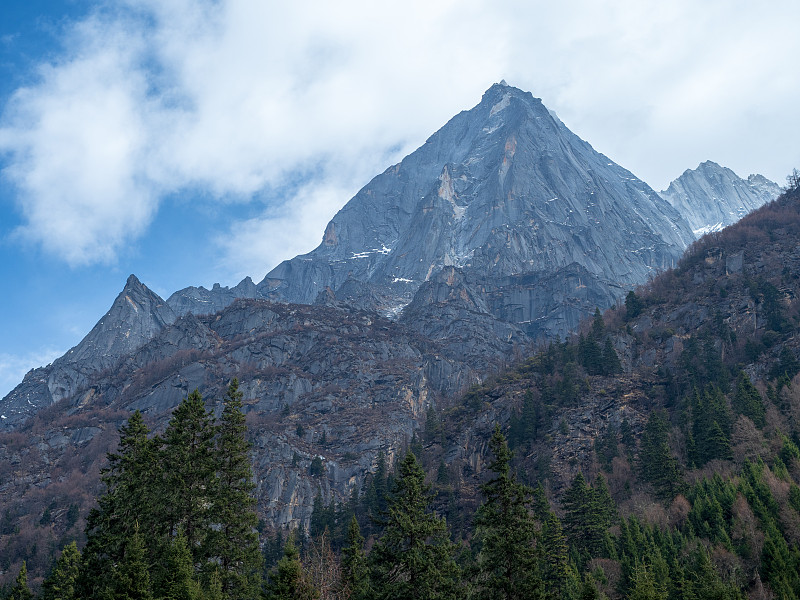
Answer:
[0,0,798,273]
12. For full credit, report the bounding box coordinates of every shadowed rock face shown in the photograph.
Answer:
[660,161,781,237]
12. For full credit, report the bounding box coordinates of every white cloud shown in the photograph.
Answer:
[0,0,799,270]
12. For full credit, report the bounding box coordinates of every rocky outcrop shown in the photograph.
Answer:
[167,276,259,316]
[660,161,780,236]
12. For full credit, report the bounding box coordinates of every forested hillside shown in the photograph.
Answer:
[4,181,800,599]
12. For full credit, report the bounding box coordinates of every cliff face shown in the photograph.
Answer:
[660,160,781,236]
[259,83,692,317]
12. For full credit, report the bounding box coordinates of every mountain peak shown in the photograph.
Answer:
[125,273,144,289]
[661,162,781,236]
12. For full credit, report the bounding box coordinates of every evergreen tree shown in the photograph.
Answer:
[9,562,33,600]
[561,473,613,560]
[540,512,572,598]
[161,531,203,600]
[341,516,369,600]
[41,542,80,600]
[732,373,766,428]
[210,379,262,599]
[473,425,543,600]
[601,338,622,375]
[369,451,460,600]
[639,411,683,499]
[160,390,217,566]
[112,525,154,600]
[263,533,317,600]
[625,291,644,320]
[79,411,161,599]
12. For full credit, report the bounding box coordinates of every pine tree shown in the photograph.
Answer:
[473,425,543,600]
[41,542,80,600]
[341,516,369,600]
[161,531,204,600]
[369,451,460,600]
[639,411,683,499]
[210,379,262,599]
[263,533,318,600]
[79,411,161,599]
[561,473,613,560]
[161,390,217,566]
[732,373,765,427]
[9,562,33,600]
[112,525,154,600]
[540,512,572,598]
[601,338,622,375]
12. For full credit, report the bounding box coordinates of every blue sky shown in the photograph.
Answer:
[1,0,799,398]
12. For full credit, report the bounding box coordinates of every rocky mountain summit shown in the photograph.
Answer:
[171,83,695,341]
[660,160,780,236]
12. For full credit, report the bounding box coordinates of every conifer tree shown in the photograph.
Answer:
[112,525,154,600]
[79,411,160,599]
[639,411,683,499]
[161,390,217,566]
[369,451,460,600]
[41,542,80,600]
[161,531,204,600]
[561,473,613,560]
[210,379,262,599]
[540,512,572,598]
[9,562,33,600]
[341,516,369,600]
[473,425,543,600]
[263,533,317,600]
[732,373,765,427]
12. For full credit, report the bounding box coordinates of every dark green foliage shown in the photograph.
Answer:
[540,512,573,598]
[638,411,683,499]
[210,379,262,599]
[341,516,369,600]
[732,372,766,427]
[263,533,317,600]
[161,532,203,600]
[78,385,262,600]
[112,525,153,600]
[79,410,161,599]
[9,562,33,600]
[369,451,460,600]
[161,390,217,561]
[561,473,614,561]
[689,386,733,466]
[41,542,80,600]
[425,405,443,444]
[309,456,324,477]
[473,425,544,600]
[601,338,622,375]
[625,291,644,320]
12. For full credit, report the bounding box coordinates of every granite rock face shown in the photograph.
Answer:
[660,161,780,237]
[259,83,693,315]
